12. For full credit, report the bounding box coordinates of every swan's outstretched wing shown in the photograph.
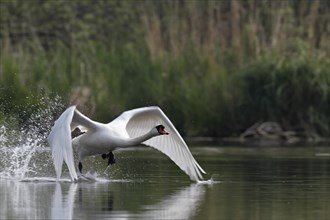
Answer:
[109,106,206,181]
[47,106,98,181]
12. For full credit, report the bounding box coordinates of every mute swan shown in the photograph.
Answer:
[47,106,206,182]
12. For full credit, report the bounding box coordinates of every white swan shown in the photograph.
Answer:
[47,106,206,182]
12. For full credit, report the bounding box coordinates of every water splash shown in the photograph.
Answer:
[197,174,222,185]
[0,96,65,180]
[0,136,39,179]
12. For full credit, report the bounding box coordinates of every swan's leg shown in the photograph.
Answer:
[101,152,116,165]
[108,152,116,165]
[78,162,83,173]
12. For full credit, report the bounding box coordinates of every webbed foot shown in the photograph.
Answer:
[101,152,116,166]
[78,162,83,173]
[108,152,116,165]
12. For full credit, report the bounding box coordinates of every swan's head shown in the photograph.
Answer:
[155,125,169,135]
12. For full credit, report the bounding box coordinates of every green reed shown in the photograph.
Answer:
[0,0,329,137]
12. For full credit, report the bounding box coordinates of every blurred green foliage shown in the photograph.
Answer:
[0,0,329,137]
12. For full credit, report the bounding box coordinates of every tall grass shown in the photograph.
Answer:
[236,50,330,137]
[0,0,329,137]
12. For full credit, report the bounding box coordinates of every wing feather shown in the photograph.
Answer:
[72,108,99,131]
[109,106,206,181]
[47,106,78,181]
[47,106,100,181]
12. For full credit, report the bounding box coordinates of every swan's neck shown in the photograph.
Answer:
[124,130,158,147]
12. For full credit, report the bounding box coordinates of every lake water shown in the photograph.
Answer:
[0,142,329,220]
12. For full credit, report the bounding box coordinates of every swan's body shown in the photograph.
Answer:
[47,106,206,182]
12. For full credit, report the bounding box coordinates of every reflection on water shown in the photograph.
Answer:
[51,183,77,220]
[0,146,329,220]
[0,180,205,220]
[73,182,205,220]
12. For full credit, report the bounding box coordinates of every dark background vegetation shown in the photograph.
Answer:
[0,0,329,138]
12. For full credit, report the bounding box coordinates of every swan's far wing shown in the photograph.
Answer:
[47,106,78,181]
[113,106,206,181]
[72,108,99,131]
